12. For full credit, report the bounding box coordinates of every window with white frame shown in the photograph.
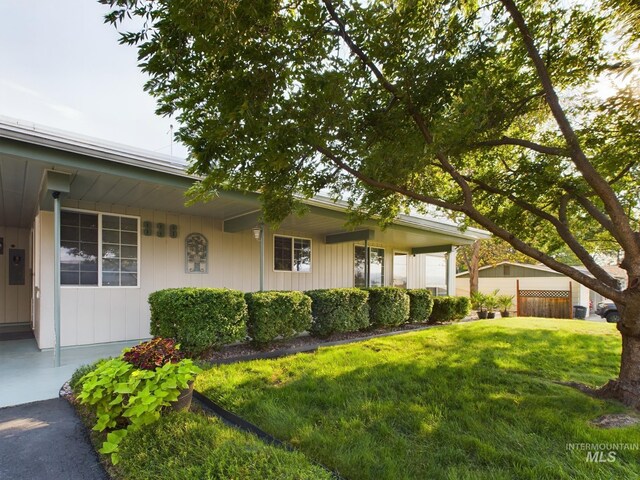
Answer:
[274,235,311,272]
[60,210,139,287]
[393,252,408,288]
[354,245,385,287]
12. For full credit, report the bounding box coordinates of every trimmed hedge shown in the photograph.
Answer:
[366,287,410,327]
[429,296,471,324]
[306,288,370,337]
[454,296,472,319]
[148,288,248,356]
[245,291,312,344]
[406,289,434,323]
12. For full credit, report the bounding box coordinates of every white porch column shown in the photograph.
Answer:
[445,248,457,296]
[40,171,70,365]
[53,192,61,367]
[259,224,264,292]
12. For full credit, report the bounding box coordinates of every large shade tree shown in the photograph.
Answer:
[101,0,640,406]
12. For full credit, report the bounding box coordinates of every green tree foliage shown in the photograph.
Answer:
[100,0,640,404]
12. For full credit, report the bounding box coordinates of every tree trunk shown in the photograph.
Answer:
[469,240,480,295]
[599,298,640,409]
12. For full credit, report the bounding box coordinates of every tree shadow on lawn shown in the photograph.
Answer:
[198,326,638,480]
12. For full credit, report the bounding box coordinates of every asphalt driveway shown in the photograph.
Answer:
[0,398,107,480]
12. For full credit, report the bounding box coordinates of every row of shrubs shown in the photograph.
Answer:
[148,287,470,356]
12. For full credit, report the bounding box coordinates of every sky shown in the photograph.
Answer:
[0,1,634,165]
[0,0,188,159]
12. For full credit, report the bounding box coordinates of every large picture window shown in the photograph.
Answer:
[354,245,385,287]
[274,235,311,272]
[61,210,139,287]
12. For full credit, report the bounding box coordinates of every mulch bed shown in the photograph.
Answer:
[201,318,476,364]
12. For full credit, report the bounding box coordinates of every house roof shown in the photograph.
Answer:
[456,260,626,280]
[456,261,562,277]
[0,116,489,245]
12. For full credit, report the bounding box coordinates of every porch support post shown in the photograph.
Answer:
[445,248,457,296]
[259,224,264,292]
[364,239,370,288]
[53,191,61,367]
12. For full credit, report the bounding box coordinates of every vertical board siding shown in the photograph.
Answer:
[33,215,42,342]
[37,203,439,348]
[77,289,96,345]
[0,226,31,325]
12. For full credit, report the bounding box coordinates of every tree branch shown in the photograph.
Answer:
[562,186,619,239]
[472,136,569,156]
[609,160,636,185]
[313,144,464,212]
[461,204,625,302]
[499,0,640,264]
[315,142,624,302]
[462,174,621,289]
[322,0,474,206]
[318,0,626,301]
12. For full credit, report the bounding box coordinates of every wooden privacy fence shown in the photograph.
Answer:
[516,280,573,319]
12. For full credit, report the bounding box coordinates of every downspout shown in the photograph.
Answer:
[53,191,61,367]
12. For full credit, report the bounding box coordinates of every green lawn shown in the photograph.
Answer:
[196,318,640,480]
[114,411,332,479]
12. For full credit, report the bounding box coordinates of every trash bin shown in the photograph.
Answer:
[573,305,587,319]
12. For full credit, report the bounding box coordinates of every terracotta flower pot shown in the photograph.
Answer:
[170,380,194,412]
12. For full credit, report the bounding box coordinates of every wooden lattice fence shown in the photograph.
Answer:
[516,280,573,319]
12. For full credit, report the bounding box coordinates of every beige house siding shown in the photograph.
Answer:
[34,201,431,348]
[0,226,31,325]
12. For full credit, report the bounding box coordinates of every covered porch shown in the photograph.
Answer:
[0,119,489,406]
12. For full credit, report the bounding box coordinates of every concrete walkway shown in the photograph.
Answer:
[0,398,107,480]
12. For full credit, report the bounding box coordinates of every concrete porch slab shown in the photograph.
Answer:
[0,338,139,408]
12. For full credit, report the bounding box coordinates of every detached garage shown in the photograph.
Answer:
[455,261,624,318]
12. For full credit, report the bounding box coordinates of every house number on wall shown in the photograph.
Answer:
[185,233,208,274]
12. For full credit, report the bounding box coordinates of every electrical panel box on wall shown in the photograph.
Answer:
[9,248,25,285]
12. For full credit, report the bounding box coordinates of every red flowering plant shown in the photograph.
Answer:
[122,337,184,370]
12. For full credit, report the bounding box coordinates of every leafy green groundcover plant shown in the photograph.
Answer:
[245,291,312,345]
[77,338,201,464]
[114,412,332,480]
[365,287,410,327]
[148,288,247,355]
[406,289,434,323]
[69,358,109,395]
[306,288,370,337]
